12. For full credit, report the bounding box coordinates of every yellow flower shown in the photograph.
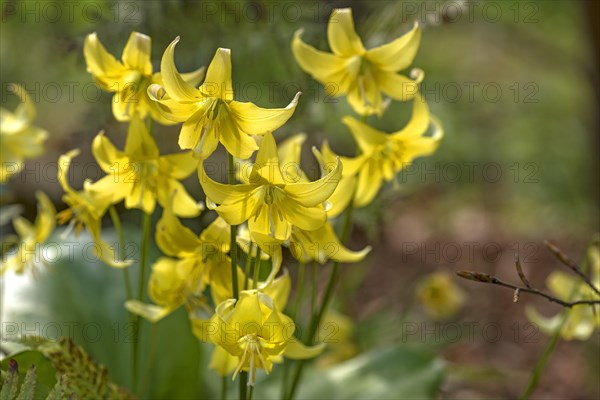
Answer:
[84,31,204,123]
[316,310,358,366]
[526,248,600,341]
[0,84,48,183]
[206,290,323,385]
[199,132,342,243]
[148,39,301,159]
[126,204,233,322]
[0,191,55,275]
[416,272,465,319]
[92,115,202,217]
[56,150,130,268]
[209,346,239,377]
[292,8,422,116]
[319,94,443,209]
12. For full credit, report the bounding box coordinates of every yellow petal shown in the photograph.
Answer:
[325,175,357,218]
[12,216,33,238]
[57,149,80,195]
[284,340,325,359]
[92,131,127,173]
[180,66,207,87]
[125,180,156,214]
[199,162,258,205]
[231,292,263,332]
[284,158,342,207]
[373,70,420,102]
[341,116,387,155]
[200,48,234,101]
[280,198,327,232]
[229,92,301,136]
[122,32,153,75]
[124,114,160,159]
[346,73,383,116]
[392,93,430,139]
[278,133,307,170]
[158,151,199,179]
[200,217,231,253]
[219,112,259,160]
[249,203,291,241]
[147,83,201,122]
[291,30,353,95]
[353,161,383,208]
[160,37,201,102]
[33,191,56,243]
[366,22,421,72]
[157,179,202,218]
[178,105,220,158]
[156,204,201,257]
[327,8,365,57]
[209,346,239,376]
[83,33,126,90]
[249,132,283,185]
[262,270,291,311]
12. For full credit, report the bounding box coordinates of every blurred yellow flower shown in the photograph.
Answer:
[148,40,301,159]
[0,84,48,183]
[56,150,130,268]
[199,132,341,243]
[84,31,204,123]
[292,8,422,116]
[319,94,443,209]
[92,115,202,217]
[0,191,55,275]
[206,290,323,385]
[526,244,600,340]
[416,272,465,319]
[316,310,358,367]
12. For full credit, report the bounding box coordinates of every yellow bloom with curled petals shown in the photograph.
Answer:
[126,205,232,322]
[92,115,202,217]
[526,243,600,341]
[292,8,422,116]
[416,272,466,319]
[319,94,443,210]
[0,191,55,275]
[56,150,130,268]
[84,31,204,123]
[207,290,323,385]
[148,39,301,159]
[1,84,48,183]
[199,132,342,247]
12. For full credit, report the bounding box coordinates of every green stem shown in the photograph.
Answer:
[252,248,261,290]
[248,385,254,400]
[139,323,159,397]
[109,206,132,300]
[228,153,240,301]
[286,203,355,400]
[311,262,318,323]
[221,376,227,400]
[132,211,152,394]
[290,263,305,322]
[239,373,247,400]
[244,243,254,291]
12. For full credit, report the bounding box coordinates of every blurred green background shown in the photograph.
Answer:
[1,0,598,398]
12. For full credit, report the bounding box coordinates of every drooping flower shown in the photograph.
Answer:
[199,132,342,246]
[148,40,301,159]
[0,84,48,183]
[318,94,443,210]
[0,191,55,275]
[92,115,202,217]
[84,31,205,123]
[292,8,423,116]
[416,271,466,319]
[526,243,600,341]
[56,150,130,268]
[206,290,323,385]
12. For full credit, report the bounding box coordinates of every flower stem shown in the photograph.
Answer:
[228,153,240,301]
[221,376,227,400]
[244,243,254,291]
[252,248,261,290]
[291,263,305,322]
[132,210,152,393]
[286,202,355,400]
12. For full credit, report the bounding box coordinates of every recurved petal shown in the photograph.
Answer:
[392,93,430,139]
[125,300,174,323]
[327,8,365,57]
[122,32,153,75]
[94,235,133,268]
[200,217,231,253]
[181,66,207,87]
[341,116,387,155]
[284,157,342,207]
[249,132,283,185]
[324,175,356,218]
[147,83,200,122]
[216,188,263,226]
[366,22,421,72]
[209,346,238,377]
[229,91,301,136]
[284,340,325,359]
[262,270,291,310]
[83,33,126,87]
[278,133,306,169]
[156,201,201,256]
[92,131,126,173]
[292,30,352,94]
[160,37,201,102]
[199,162,258,204]
[373,70,420,102]
[57,149,80,194]
[200,48,234,101]
[317,222,371,263]
[124,114,160,159]
[33,191,56,243]
[280,198,327,232]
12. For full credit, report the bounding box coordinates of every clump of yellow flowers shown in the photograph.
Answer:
[1,7,449,398]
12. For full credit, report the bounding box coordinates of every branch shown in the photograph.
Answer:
[456,271,600,308]
[544,241,600,297]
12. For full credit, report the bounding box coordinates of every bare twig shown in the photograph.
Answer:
[456,271,600,308]
[544,241,600,296]
[514,253,532,289]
